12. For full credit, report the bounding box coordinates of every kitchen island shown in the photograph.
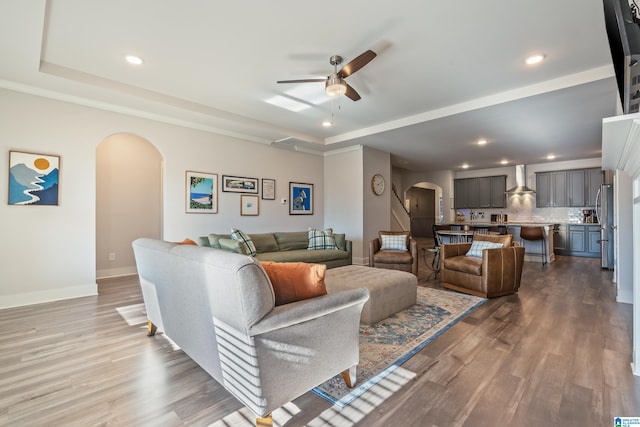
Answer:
[443,222,556,263]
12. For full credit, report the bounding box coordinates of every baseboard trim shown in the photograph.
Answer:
[0,284,98,309]
[97,266,138,279]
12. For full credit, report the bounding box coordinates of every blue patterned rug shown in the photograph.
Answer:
[312,286,486,408]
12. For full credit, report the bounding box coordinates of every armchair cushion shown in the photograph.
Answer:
[473,232,513,246]
[260,261,327,306]
[466,240,504,258]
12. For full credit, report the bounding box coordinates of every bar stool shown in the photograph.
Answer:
[519,226,547,266]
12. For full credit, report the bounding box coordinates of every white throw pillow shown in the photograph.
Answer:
[465,240,503,258]
[380,234,408,251]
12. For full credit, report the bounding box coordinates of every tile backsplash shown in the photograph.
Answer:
[455,195,594,224]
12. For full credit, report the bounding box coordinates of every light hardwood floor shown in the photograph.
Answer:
[1,242,639,426]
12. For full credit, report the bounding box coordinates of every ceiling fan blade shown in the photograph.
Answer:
[277,78,326,84]
[344,83,361,101]
[338,50,377,78]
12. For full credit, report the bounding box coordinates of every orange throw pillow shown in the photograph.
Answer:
[259,261,327,306]
[176,238,197,245]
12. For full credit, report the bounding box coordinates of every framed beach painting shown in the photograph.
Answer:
[186,171,218,213]
[222,175,259,193]
[289,182,313,215]
[9,150,60,206]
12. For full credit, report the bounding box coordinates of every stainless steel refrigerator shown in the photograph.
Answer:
[596,180,615,270]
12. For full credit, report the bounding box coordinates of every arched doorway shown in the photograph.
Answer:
[96,133,163,279]
[406,182,443,238]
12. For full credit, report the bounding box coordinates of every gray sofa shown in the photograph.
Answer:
[197,231,352,268]
[132,238,368,425]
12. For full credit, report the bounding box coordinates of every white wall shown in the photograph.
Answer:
[363,147,391,249]
[96,134,163,278]
[0,88,327,308]
[324,147,365,263]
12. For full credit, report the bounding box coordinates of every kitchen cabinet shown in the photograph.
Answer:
[453,175,506,209]
[568,169,585,207]
[489,175,506,208]
[454,178,468,208]
[566,224,600,258]
[536,168,601,208]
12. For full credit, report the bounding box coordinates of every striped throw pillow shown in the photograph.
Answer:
[307,228,337,250]
[465,240,503,258]
[380,234,408,251]
[230,228,257,256]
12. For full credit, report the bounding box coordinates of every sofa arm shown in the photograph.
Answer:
[440,242,472,259]
[248,288,369,336]
[481,246,525,293]
[369,238,381,266]
[409,238,418,275]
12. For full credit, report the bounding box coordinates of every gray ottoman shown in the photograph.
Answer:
[325,265,418,324]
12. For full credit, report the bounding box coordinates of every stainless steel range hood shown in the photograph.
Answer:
[505,164,535,194]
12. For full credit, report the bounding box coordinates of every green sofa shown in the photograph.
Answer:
[197,231,352,269]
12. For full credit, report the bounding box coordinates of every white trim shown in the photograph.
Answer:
[0,284,98,310]
[96,267,139,280]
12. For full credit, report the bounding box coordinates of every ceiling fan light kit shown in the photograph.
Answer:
[325,74,347,97]
[277,50,377,101]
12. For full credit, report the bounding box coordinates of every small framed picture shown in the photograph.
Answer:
[9,150,61,206]
[186,171,218,213]
[261,178,275,200]
[241,195,259,216]
[289,182,313,215]
[222,175,259,193]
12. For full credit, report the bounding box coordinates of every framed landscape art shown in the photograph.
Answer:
[9,150,60,206]
[289,182,313,215]
[222,175,258,193]
[186,171,218,213]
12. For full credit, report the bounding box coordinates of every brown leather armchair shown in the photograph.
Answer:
[439,233,524,298]
[369,231,418,275]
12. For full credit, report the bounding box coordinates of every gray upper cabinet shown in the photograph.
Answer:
[568,169,585,207]
[536,172,552,207]
[489,175,506,208]
[454,175,506,209]
[536,168,599,208]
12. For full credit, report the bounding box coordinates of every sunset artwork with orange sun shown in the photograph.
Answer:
[9,151,60,205]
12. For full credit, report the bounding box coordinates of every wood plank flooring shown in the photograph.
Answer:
[1,241,639,426]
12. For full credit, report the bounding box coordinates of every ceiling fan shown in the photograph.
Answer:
[277,50,377,101]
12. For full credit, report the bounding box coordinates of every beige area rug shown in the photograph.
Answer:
[312,286,485,408]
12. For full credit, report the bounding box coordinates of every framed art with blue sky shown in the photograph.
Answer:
[289,182,313,215]
[186,171,217,213]
[9,150,60,206]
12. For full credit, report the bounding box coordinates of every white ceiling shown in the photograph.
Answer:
[0,0,620,171]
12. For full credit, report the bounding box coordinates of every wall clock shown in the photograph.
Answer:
[371,174,385,195]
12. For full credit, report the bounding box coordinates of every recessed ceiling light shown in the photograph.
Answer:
[476,139,487,145]
[546,154,556,160]
[525,54,545,65]
[462,163,470,169]
[500,160,508,165]
[125,55,144,65]
[322,120,333,127]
